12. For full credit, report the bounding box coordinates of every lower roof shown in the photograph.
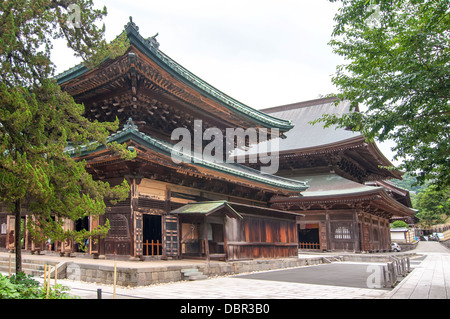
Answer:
[270,172,416,217]
[71,119,309,195]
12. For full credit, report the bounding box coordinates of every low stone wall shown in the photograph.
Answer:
[339,252,417,263]
[398,242,419,252]
[65,257,326,287]
[440,240,450,250]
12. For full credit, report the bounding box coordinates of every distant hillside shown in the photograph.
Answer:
[392,173,429,193]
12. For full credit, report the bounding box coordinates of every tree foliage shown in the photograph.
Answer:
[414,184,450,227]
[0,0,133,271]
[390,220,409,228]
[317,0,450,188]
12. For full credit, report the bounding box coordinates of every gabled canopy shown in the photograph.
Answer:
[170,201,242,219]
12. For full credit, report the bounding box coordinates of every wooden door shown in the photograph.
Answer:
[164,215,179,257]
[361,224,371,252]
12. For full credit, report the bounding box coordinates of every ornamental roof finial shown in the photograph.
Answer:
[124,117,138,131]
[125,16,139,31]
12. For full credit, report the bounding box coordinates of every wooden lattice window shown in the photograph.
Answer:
[108,214,130,239]
[333,225,352,240]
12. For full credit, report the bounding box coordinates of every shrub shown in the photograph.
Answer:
[390,221,409,229]
[0,272,76,299]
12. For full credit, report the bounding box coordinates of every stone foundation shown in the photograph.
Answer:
[65,257,326,287]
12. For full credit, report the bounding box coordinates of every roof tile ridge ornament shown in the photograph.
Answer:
[124,117,138,131]
[147,33,160,50]
[125,16,139,32]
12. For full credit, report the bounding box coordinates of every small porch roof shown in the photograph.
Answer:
[170,201,243,219]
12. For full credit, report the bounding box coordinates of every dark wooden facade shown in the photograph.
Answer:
[263,99,416,253]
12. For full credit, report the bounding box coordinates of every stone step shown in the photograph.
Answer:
[188,274,208,281]
[0,257,60,278]
[181,268,208,281]
[181,268,198,275]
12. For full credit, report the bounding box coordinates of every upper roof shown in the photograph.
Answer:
[236,97,402,181]
[261,97,360,151]
[56,17,294,133]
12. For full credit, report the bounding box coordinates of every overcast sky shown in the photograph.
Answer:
[51,0,398,164]
[53,0,343,108]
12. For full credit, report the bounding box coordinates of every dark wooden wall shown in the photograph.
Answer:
[226,214,298,260]
[297,210,391,253]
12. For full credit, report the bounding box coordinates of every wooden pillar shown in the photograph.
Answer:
[325,212,331,251]
[353,210,360,252]
[203,217,210,262]
[223,217,228,261]
[129,177,143,258]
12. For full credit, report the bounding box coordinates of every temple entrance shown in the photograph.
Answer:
[298,224,321,250]
[142,214,162,256]
[180,221,226,259]
[209,223,225,255]
[75,216,89,252]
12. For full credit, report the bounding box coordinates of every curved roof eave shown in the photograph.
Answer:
[71,121,308,194]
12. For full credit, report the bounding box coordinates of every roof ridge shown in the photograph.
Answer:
[261,96,339,114]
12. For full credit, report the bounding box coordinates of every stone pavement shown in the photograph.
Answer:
[1,241,449,299]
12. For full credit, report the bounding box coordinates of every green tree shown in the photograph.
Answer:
[0,0,132,274]
[390,220,409,228]
[414,185,450,227]
[316,0,450,188]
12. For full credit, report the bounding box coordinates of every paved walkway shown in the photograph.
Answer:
[1,241,449,299]
[386,242,450,299]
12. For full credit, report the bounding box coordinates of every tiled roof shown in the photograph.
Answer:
[71,119,309,193]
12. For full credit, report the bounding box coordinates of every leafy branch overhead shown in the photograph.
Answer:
[319,0,449,188]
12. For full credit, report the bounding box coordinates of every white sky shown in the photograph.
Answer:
[51,0,399,165]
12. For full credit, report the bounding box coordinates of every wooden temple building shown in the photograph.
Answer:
[245,98,416,252]
[0,19,416,259]
[0,18,308,261]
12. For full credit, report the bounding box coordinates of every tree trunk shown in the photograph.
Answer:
[14,199,22,274]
